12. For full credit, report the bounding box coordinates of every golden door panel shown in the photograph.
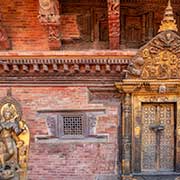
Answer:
[141,103,175,172]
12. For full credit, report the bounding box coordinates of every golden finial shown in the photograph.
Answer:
[158,0,178,32]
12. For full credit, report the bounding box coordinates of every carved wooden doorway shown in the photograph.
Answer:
[116,1,180,179]
[141,103,175,173]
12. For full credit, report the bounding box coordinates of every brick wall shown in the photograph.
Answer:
[0,0,114,50]
[0,87,120,180]
[0,0,49,50]
[61,15,80,40]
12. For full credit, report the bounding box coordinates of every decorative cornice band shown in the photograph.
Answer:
[121,0,180,3]
[0,58,129,65]
[0,58,130,83]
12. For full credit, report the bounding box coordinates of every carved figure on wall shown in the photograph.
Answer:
[0,90,30,180]
[38,0,61,49]
[48,25,60,40]
[108,0,120,16]
[38,0,60,24]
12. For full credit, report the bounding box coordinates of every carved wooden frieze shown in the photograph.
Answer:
[126,30,180,80]
[0,57,129,84]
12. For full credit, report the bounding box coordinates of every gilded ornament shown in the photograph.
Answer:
[159,84,167,94]
[142,49,150,58]
[0,92,30,180]
[158,0,178,32]
[135,126,141,137]
[141,51,179,79]
[177,128,180,136]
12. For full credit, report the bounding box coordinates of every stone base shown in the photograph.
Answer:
[95,174,119,180]
[121,175,134,180]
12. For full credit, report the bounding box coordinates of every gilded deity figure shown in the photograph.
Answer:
[0,101,30,180]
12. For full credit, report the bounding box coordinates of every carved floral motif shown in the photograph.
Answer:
[127,31,180,80]
[126,0,180,80]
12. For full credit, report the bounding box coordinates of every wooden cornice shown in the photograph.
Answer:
[0,57,129,73]
[0,55,131,84]
[121,0,180,4]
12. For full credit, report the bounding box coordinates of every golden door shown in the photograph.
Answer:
[141,103,175,172]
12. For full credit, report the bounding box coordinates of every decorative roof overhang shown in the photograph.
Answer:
[0,51,134,85]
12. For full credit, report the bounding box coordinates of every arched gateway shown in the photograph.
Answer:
[116,0,180,179]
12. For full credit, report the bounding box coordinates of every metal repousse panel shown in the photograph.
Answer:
[141,104,174,172]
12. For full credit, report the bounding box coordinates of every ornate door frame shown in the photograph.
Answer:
[115,1,180,179]
[116,79,180,179]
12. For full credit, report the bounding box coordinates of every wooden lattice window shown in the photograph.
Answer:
[47,113,88,138]
[63,114,85,136]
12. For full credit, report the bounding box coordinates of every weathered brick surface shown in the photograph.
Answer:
[0,0,121,51]
[0,0,49,50]
[0,0,122,179]
[61,15,80,40]
[0,87,120,180]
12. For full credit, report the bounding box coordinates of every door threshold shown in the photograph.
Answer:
[133,172,180,176]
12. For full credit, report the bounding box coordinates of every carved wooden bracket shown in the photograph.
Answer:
[38,0,61,50]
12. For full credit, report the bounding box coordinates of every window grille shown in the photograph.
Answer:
[56,113,87,138]
[46,112,97,139]
[63,116,83,136]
